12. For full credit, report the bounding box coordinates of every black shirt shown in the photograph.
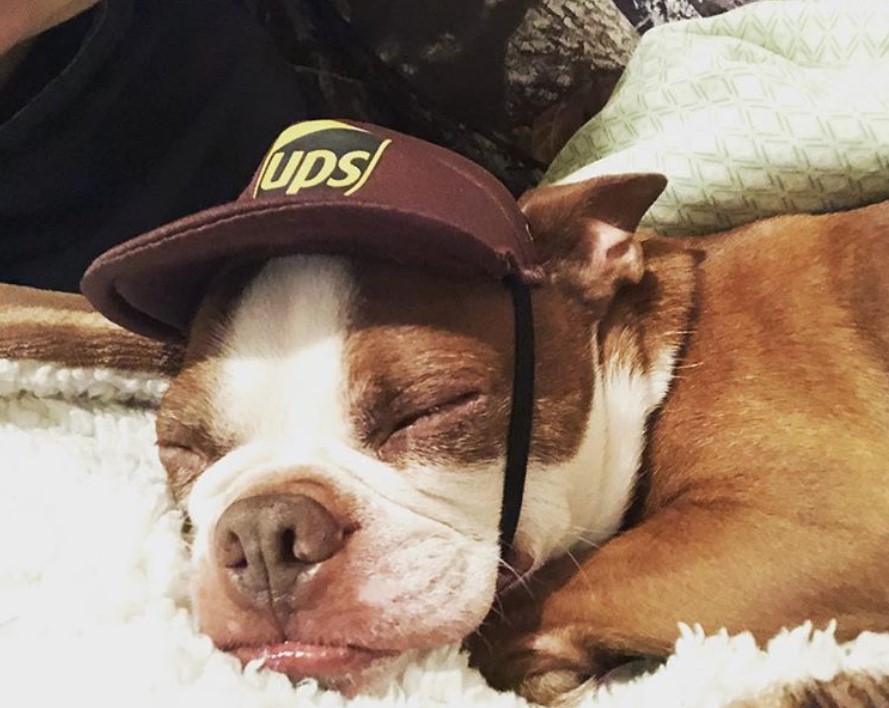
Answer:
[0,0,314,291]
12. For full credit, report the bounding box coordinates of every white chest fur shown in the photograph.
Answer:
[516,339,677,567]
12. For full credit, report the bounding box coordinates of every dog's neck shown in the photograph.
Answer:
[600,237,701,418]
[558,238,699,548]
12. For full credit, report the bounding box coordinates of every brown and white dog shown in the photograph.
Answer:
[154,173,889,704]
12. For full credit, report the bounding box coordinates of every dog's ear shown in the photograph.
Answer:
[519,173,667,303]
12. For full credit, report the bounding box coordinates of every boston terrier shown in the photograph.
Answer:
[81,121,889,704]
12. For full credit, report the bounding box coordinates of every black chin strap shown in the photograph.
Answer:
[499,277,535,555]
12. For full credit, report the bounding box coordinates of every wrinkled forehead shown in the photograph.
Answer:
[179,255,514,443]
[192,255,515,362]
[347,257,514,392]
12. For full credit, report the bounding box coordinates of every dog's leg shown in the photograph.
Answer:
[470,501,887,705]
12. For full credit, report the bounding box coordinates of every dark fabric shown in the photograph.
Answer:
[284,0,763,164]
[0,0,318,292]
[0,9,98,124]
[81,119,543,340]
[250,0,545,194]
[0,0,762,294]
[615,0,755,32]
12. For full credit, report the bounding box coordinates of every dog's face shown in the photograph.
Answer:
[155,174,666,694]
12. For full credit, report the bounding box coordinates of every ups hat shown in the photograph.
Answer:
[82,119,541,341]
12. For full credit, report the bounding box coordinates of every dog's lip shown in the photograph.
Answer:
[230,641,398,679]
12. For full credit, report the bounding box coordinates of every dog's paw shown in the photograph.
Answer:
[470,625,608,706]
[472,621,666,705]
[517,667,596,706]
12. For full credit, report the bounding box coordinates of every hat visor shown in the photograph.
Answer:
[81,197,515,341]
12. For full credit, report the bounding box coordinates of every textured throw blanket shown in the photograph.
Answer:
[2,284,889,706]
[545,0,889,235]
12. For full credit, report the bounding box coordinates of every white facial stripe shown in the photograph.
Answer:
[217,256,355,446]
[187,256,356,562]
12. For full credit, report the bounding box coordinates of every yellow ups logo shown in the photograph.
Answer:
[254,120,391,198]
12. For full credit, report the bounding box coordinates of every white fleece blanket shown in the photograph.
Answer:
[2,358,889,707]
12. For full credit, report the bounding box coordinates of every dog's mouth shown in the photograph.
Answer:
[230,641,399,682]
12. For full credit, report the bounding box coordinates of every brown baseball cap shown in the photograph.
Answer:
[81,119,542,341]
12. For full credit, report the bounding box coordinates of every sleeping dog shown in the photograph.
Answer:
[82,121,889,705]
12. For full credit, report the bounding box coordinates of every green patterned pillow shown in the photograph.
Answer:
[545,1,889,235]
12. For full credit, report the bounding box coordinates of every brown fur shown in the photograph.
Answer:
[5,175,886,703]
[159,257,601,500]
[470,195,889,704]
[153,174,889,706]
[347,262,595,468]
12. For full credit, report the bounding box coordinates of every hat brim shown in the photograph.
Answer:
[81,196,518,341]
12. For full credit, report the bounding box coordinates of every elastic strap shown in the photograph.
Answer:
[499,277,535,554]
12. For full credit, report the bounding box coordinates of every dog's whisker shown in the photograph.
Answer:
[565,528,603,552]
[574,527,602,548]
[515,579,536,598]
[566,550,594,590]
[487,604,508,622]
[498,557,520,574]
[469,627,496,653]
[570,539,602,553]
[498,558,536,596]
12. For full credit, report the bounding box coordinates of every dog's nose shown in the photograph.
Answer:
[214,494,346,607]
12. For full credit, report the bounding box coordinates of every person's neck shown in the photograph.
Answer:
[0,0,102,91]
[0,39,34,90]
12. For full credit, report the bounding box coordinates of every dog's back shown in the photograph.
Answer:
[692,199,889,400]
[824,200,889,362]
[642,200,889,641]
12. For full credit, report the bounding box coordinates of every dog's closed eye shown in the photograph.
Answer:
[378,391,486,460]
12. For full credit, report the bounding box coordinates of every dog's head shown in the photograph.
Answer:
[155,173,665,693]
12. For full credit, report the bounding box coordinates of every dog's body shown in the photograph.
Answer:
[474,190,889,702]
[155,174,889,704]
